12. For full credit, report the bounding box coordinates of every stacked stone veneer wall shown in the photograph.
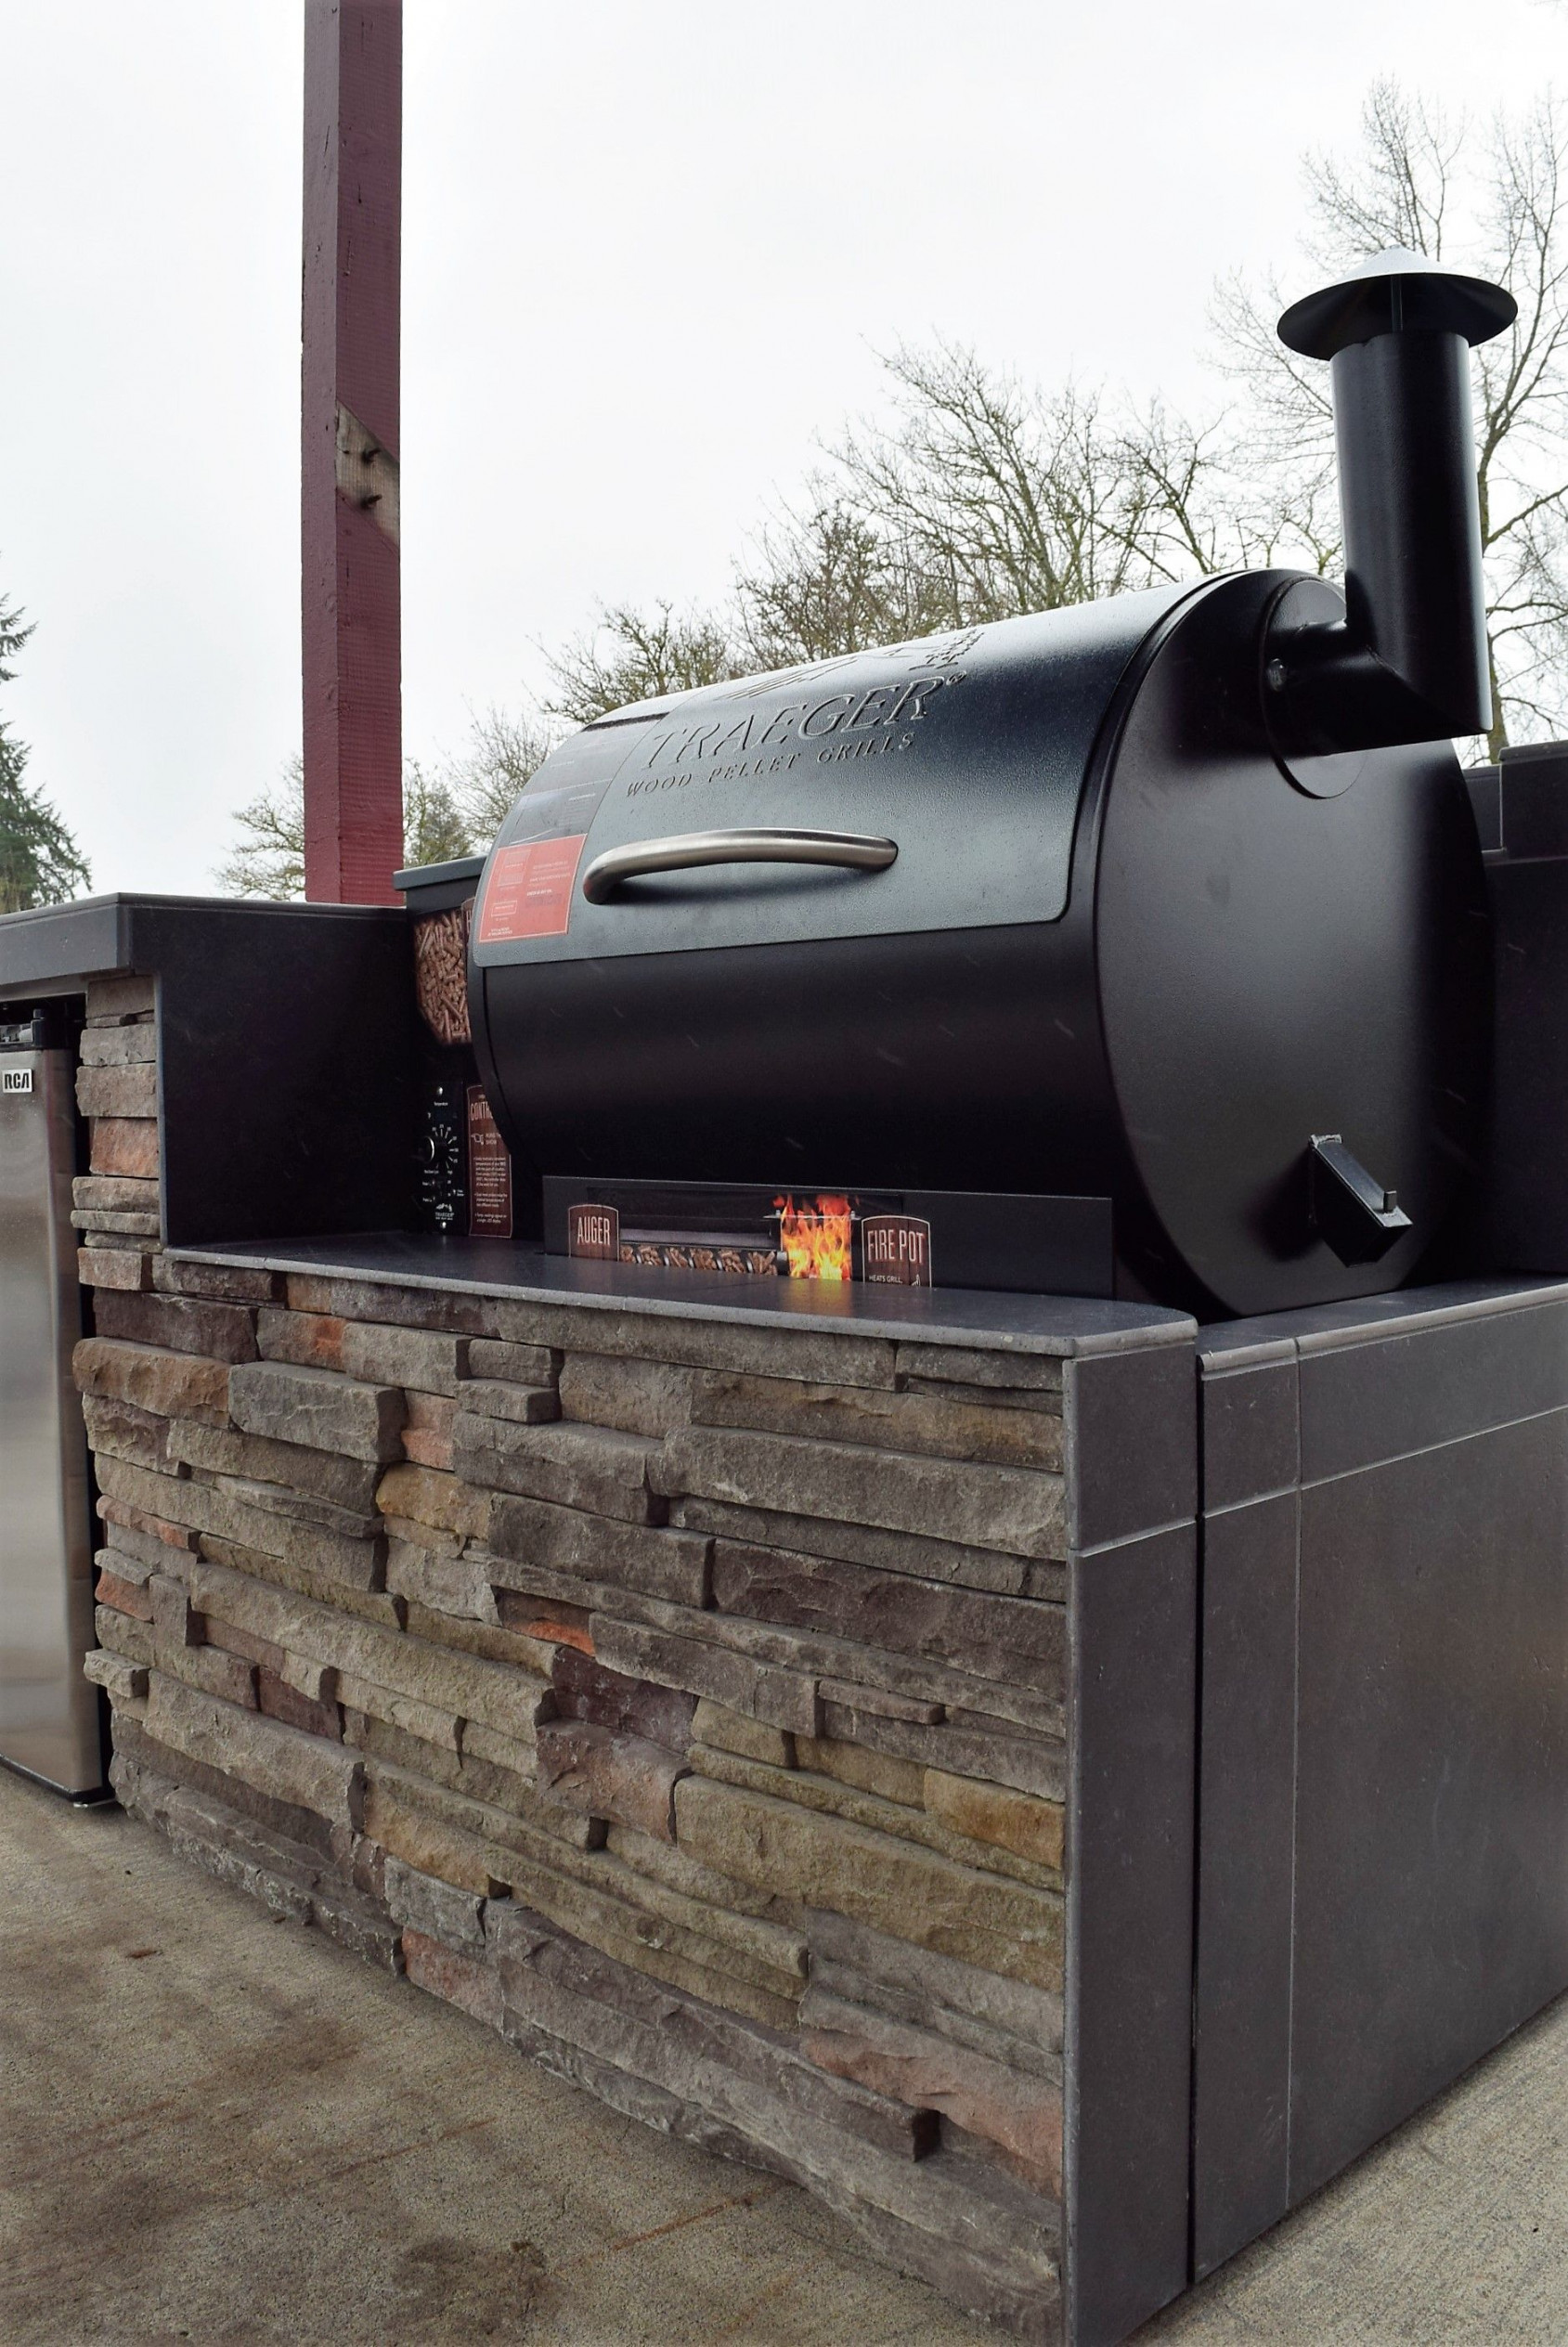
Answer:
[73,978,1069,2338]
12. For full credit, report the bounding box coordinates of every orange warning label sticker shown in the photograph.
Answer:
[475,835,587,942]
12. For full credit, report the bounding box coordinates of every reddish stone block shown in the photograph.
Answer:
[550,1645,696,1751]
[78,1246,153,1293]
[401,1927,504,2029]
[89,1119,160,1179]
[257,1666,343,1742]
[96,1567,155,1621]
[74,1337,229,1425]
[493,1590,594,1655]
[201,1616,287,1675]
[93,1290,257,1364]
[402,1426,454,1471]
[97,1496,200,1552]
[535,1719,688,1843]
[77,1063,157,1120]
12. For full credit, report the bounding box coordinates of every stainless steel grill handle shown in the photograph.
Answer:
[581,826,898,904]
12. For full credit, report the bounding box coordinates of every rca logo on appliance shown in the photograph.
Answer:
[2,1068,33,1095]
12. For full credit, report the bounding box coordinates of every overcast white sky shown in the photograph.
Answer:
[0,0,1559,895]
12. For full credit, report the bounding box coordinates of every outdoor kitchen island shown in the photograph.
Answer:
[8,873,1568,2347]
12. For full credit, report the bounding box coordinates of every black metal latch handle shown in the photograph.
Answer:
[580,826,898,904]
[1308,1133,1413,1265]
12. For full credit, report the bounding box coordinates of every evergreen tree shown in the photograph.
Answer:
[0,593,91,914]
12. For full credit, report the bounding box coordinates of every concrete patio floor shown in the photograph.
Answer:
[3,1758,1565,2346]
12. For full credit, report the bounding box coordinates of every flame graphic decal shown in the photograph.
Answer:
[773,1194,854,1281]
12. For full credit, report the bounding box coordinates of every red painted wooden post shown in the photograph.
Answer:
[302,0,404,904]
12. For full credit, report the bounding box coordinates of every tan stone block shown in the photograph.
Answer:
[603,1820,794,1925]
[484,1495,710,1609]
[371,1757,806,2007]
[188,1558,551,1744]
[196,1535,404,1628]
[711,1539,1065,1692]
[673,1776,1063,1993]
[341,1322,470,1395]
[403,1391,457,1462]
[693,1370,1064,1472]
[144,1671,363,1824]
[85,973,154,1021]
[656,1424,1067,1563]
[84,1648,149,1706]
[454,1417,663,1524]
[166,1417,382,1511]
[256,1309,346,1370]
[74,1337,228,1425]
[71,1210,161,1239]
[366,1781,511,1895]
[78,1246,153,1292]
[93,1290,256,1363]
[797,1735,926,1808]
[82,1394,170,1473]
[694,1743,1061,1894]
[467,1338,559,1386]
[154,1257,282,1304]
[462,1719,540,1774]
[79,1024,157,1067]
[893,1343,1065,1394]
[338,1672,462,1752]
[375,1463,489,1541]
[799,1984,1063,2194]
[925,1770,1064,1873]
[457,1381,560,1429]
[385,1857,488,1951]
[400,1425,454,1471]
[535,1719,687,1843]
[77,1062,157,1119]
[163,1639,260,1710]
[402,1601,559,1679]
[227,1359,405,1463]
[88,1119,159,1179]
[402,1928,503,2025]
[200,1614,287,1677]
[74,1174,160,1214]
[385,1540,500,1626]
[591,1617,820,1739]
[693,1699,796,1770]
[95,1456,383,1593]
[96,1602,155,1667]
[559,1355,694,1438]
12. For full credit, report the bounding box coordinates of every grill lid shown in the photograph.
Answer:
[472,585,1199,966]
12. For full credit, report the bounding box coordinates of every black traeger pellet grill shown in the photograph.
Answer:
[468,249,1518,1316]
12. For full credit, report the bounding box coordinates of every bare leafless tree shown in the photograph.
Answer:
[545,602,743,726]
[1212,81,1568,756]
[215,755,473,898]
[441,705,560,843]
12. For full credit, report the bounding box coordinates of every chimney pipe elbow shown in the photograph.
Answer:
[1269,249,1514,758]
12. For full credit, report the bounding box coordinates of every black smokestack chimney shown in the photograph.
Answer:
[1266,248,1516,755]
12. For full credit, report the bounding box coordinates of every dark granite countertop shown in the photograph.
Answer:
[170,1229,1195,1359]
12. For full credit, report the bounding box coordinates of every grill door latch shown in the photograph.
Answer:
[1308,1134,1413,1265]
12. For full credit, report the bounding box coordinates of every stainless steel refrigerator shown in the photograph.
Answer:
[0,1010,103,1794]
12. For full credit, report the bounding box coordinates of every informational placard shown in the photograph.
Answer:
[567,1202,621,1260]
[466,1086,513,1238]
[861,1213,933,1286]
[474,835,587,943]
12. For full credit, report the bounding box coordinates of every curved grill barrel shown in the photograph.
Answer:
[468,254,1512,1317]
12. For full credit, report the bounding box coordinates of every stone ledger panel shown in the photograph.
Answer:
[70,974,1198,2345]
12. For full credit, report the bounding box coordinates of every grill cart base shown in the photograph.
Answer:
[6,906,1568,2345]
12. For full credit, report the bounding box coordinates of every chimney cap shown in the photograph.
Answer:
[1277,247,1516,360]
